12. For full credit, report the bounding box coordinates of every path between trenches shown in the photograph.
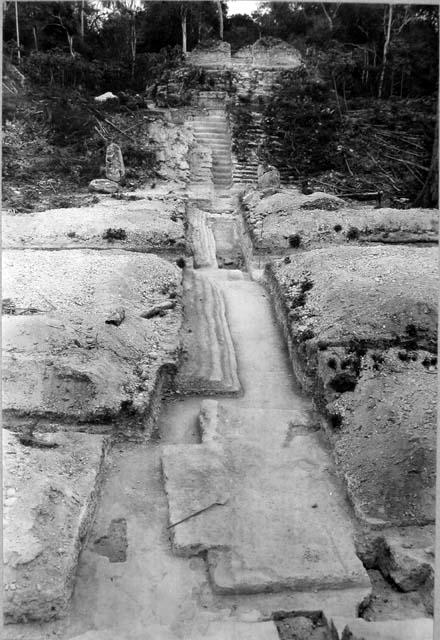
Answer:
[62,202,371,640]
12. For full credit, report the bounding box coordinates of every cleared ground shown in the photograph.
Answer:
[2,249,182,429]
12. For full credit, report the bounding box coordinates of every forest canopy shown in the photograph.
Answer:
[2,2,438,209]
[3,1,438,98]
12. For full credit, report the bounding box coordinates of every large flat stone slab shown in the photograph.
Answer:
[330,616,433,640]
[3,428,109,622]
[162,402,370,597]
[2,250,181,430]
[2,192,186,253]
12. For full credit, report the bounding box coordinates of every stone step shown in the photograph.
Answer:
[193,120,229,126]
[196,142,230,150]
[212,165,232,172]
[329,616,433,640]
[68,619,280,640]
[174,271,241,396]
[194,132,230,140]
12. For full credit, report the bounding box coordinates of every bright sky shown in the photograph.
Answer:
[227,1,260,17]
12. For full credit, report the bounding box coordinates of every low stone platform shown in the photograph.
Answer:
[3,429,109,623]
[175,270,241,395]
[242,187,438,252]
[268,245,437,354]
[187,206,217,268]
[162,401,370,599]
[2,250,182,430]
[2,190,186,253]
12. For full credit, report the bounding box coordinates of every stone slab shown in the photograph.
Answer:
[161,444,231,556]
[330,616,433,640]
[68,620,279,640]
[162,402,370,596]
[2,195,185,252]
[3,428,109,622]
[2,250,181,427]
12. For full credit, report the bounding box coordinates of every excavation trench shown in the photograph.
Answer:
[60,194,373,640]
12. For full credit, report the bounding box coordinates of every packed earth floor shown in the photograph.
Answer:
[3,98,437,640]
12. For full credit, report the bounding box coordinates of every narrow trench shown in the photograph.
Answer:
[64,204,321,637]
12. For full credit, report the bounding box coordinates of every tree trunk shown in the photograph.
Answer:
[216,0,223,40]
[14,0,21,65]
[320,2,333,30]
[67,33,74,57]
[378,4,393,99]
[181,5,187,55]
[332,74,343,121]
[130,16,137,80]
[33,26,38,52]
[80,0,85,40]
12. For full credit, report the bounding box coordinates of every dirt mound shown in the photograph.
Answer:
[242,187,437,252]
[266,245,437,525]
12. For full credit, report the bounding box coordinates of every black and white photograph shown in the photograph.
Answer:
[1,1,439,638]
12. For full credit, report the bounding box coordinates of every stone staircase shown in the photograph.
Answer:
[191,112,233,190]
[231,108,296,185]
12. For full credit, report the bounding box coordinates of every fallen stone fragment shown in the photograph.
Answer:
[94,92,118,102]
[3,428,109,623]
[355,526,435,613]
[141,300,175,319]
[105,307,126,326]
[89,179,120,194]
[330,616,433,640]
[105,143,125,183]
